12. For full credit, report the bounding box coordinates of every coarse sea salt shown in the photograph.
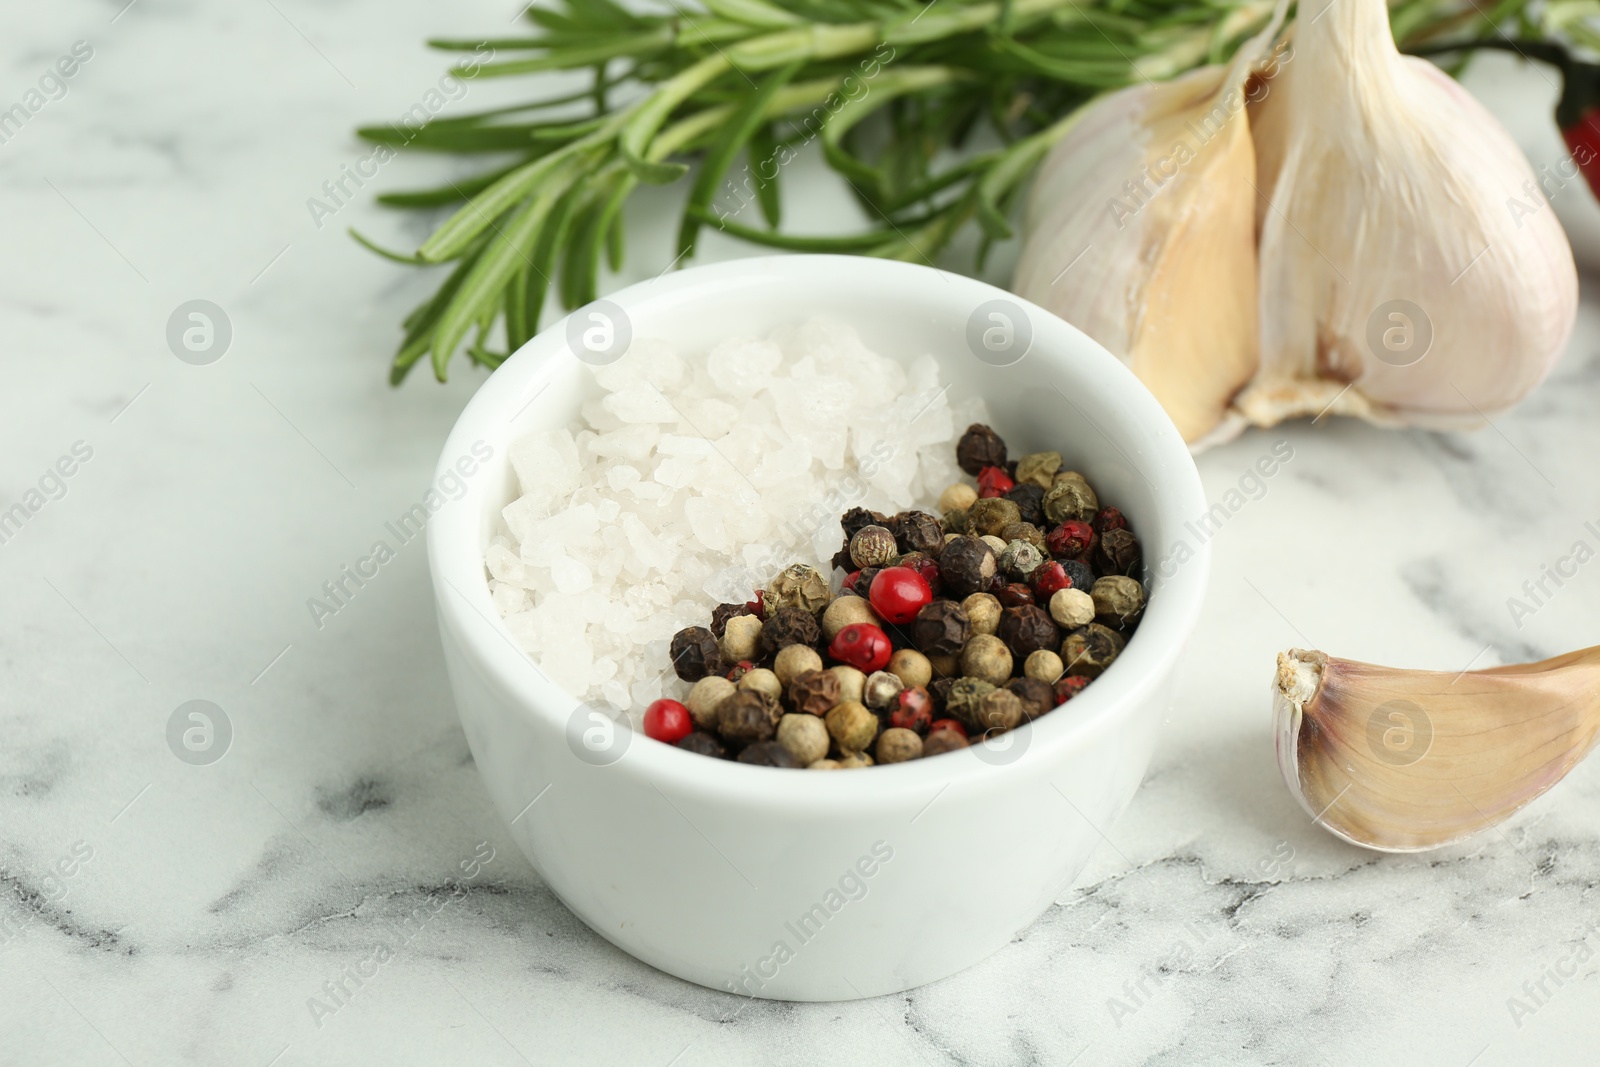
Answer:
[487,317,988,716]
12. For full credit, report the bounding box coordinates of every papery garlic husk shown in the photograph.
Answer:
[1012,26,1280,443]
[1274,646,1600,853]
[1239,0,1578,430]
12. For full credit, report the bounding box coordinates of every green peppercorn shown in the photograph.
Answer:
[717,689,781,746]
[876,727,924,764]
[942,506,971,535]
[974,689,1024,732]
[765,563,832,616]
[967,497,1022,538]
[849,525,899,568]
[1060,624,1126,678]
[1043,474,1098,524]
[960,633,1013,686]
[825,700,878,754]
[945,677,997,732]
[1015,451,1062,489]
[1091,575,1147,630]
[998,539,1046,580]
[999,521,1048,555]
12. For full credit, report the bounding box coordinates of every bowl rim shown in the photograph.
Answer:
[427,254,1210,808]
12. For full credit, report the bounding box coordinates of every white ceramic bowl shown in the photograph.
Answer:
[428,255,1209,1001]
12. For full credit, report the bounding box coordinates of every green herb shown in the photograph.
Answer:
[357,0,1533,383]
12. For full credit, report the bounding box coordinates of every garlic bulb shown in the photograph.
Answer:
[1013,0,1578,445]
[1274,646,1600,853]
[1013,44,1271,442]
[1239,0,1578,430]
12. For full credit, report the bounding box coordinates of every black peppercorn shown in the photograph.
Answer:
[855,566,883,595]
[717,689,781,746]
[939,536,997,597]
[1059,558,1096,591]
[998,604,1060,660]
[912,599,969,655]
[737,740,801,767]
[956,423,1008,475]
[710,602,753,639]
[1061,623,1126,678]
[830,544,855,573]
[890,510,945,556]
[928,677,956,715]
[790,668,841,716]
[669,626,723,682]
[1095,528,1142,577]
[841,507,889,542]
[996,582,1035,608]
[1005,483,1046,527]
[677,732,728,758]
[1006,677,1055,722]
[761,606,821,654]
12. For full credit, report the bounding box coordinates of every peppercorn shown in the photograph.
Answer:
[761,606,821,654]
[1053,675,1090,704]
[979,535,1009,556]
[773,644,823,688]
[720,613,763,662]
[960,634,1012,685]
[836,752,874,769]
[821,594,880,640]
[939,483,978,513]
[1060,559,1096,592]
[998,605,1061,661]
[928,718,966,738]
[828,664,866,704]
[1015,450,1062,489]
[789,668,841,716]
[825,699,879,754]
[887,648,932,689]
[945,677,998,731]
[889,687,933,733]
[1046,520,1097,560]
[922,729,968,757]
[738,667,783,703]
[669,626,723,682]
[849,524,899,568]
[809,758,841,770]
[894,552,943,596]
[1092,575,1147,629]
[717,689,781,746]
[738,740,800,767]
[888,510,944,556]
[927,652,960,679]
[1093,506,1129,534]
[962,592,1002,636]
[996,583,1035,608]
[1004,484,1046,528]
[841,506,889,541]
[939,536,997,597]
[956,423,1008,475]
[942,507,970,535]
[1000,521,1048,555]
[928,677,956,714]
[854,566,883,596]
[1060,624,1126,678]
[1032,562,1072,601]
[643,699,693,743]
[911,599,969,655]
[829,622,893,673]
[998,539,1046,580]
[677,732,727,759]
[725,660,756,683]
[877,727,924,764]
[1043,474,1099,524]
[1024,649,1065,684]
[685,676,736,732]
[765,562,832,616]
[974,689,1024,732]
[1007,677,1056,721]
[869,565,933,624]
[1048,587,1096,629]
[710,601,753,639]
[967,497,1022,538]
[1096,529,1142,578]
[776,713,830,765]
[977,466,1015,498]
[864,670,905,710]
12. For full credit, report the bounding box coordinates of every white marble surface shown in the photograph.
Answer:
[4,2,1600,1064]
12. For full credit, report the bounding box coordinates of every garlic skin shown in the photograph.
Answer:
[1240,0,1578,430]
[1012,48,1269,443]
[1274,647,1600,853]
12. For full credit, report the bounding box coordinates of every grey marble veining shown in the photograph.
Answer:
[4,2,1600,1064]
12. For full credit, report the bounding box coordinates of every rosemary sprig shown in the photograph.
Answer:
[357,0,1535,383]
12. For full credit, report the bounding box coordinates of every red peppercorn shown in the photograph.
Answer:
[1053,675,1090,705]
[829,622,893,672]
[928,717,967,738]
[1093,507,1129,534]
[889,687,933,734]
[1047,520,1096,559]
[1032,561,1074,599]
[869,566,933,625]
[977,465,1015,498]
[726,659,756,682]
[643,699,693,743]
[842,570,862,593]
[744,590,765,615]
[996,582,1035,607]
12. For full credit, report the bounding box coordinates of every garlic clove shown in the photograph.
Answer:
[1274,646,1600,853]
[1013,43,1275,444]
[1240,0,1578,430]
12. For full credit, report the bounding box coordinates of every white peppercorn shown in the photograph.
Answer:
[1091,575,1147,629]
[1049,587,1096,629]
[738,667,782,703]
[777,713,830,765]
[887,648,932,689]
[1025,649,1065,683]
[877,727,924,764]
[826,700,879,753]
[773,644,823,688]
[685,676,735,732]
[809,758,842,770]
[980,534,1008,555]
[962,592,1003,636]
[829,665,867,704]
[960,634,1013,686]
[939,483,978,513]
[836,752,874,769]
[864,670,905,710]
[822,595,880,640]
[720,613,763,662]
